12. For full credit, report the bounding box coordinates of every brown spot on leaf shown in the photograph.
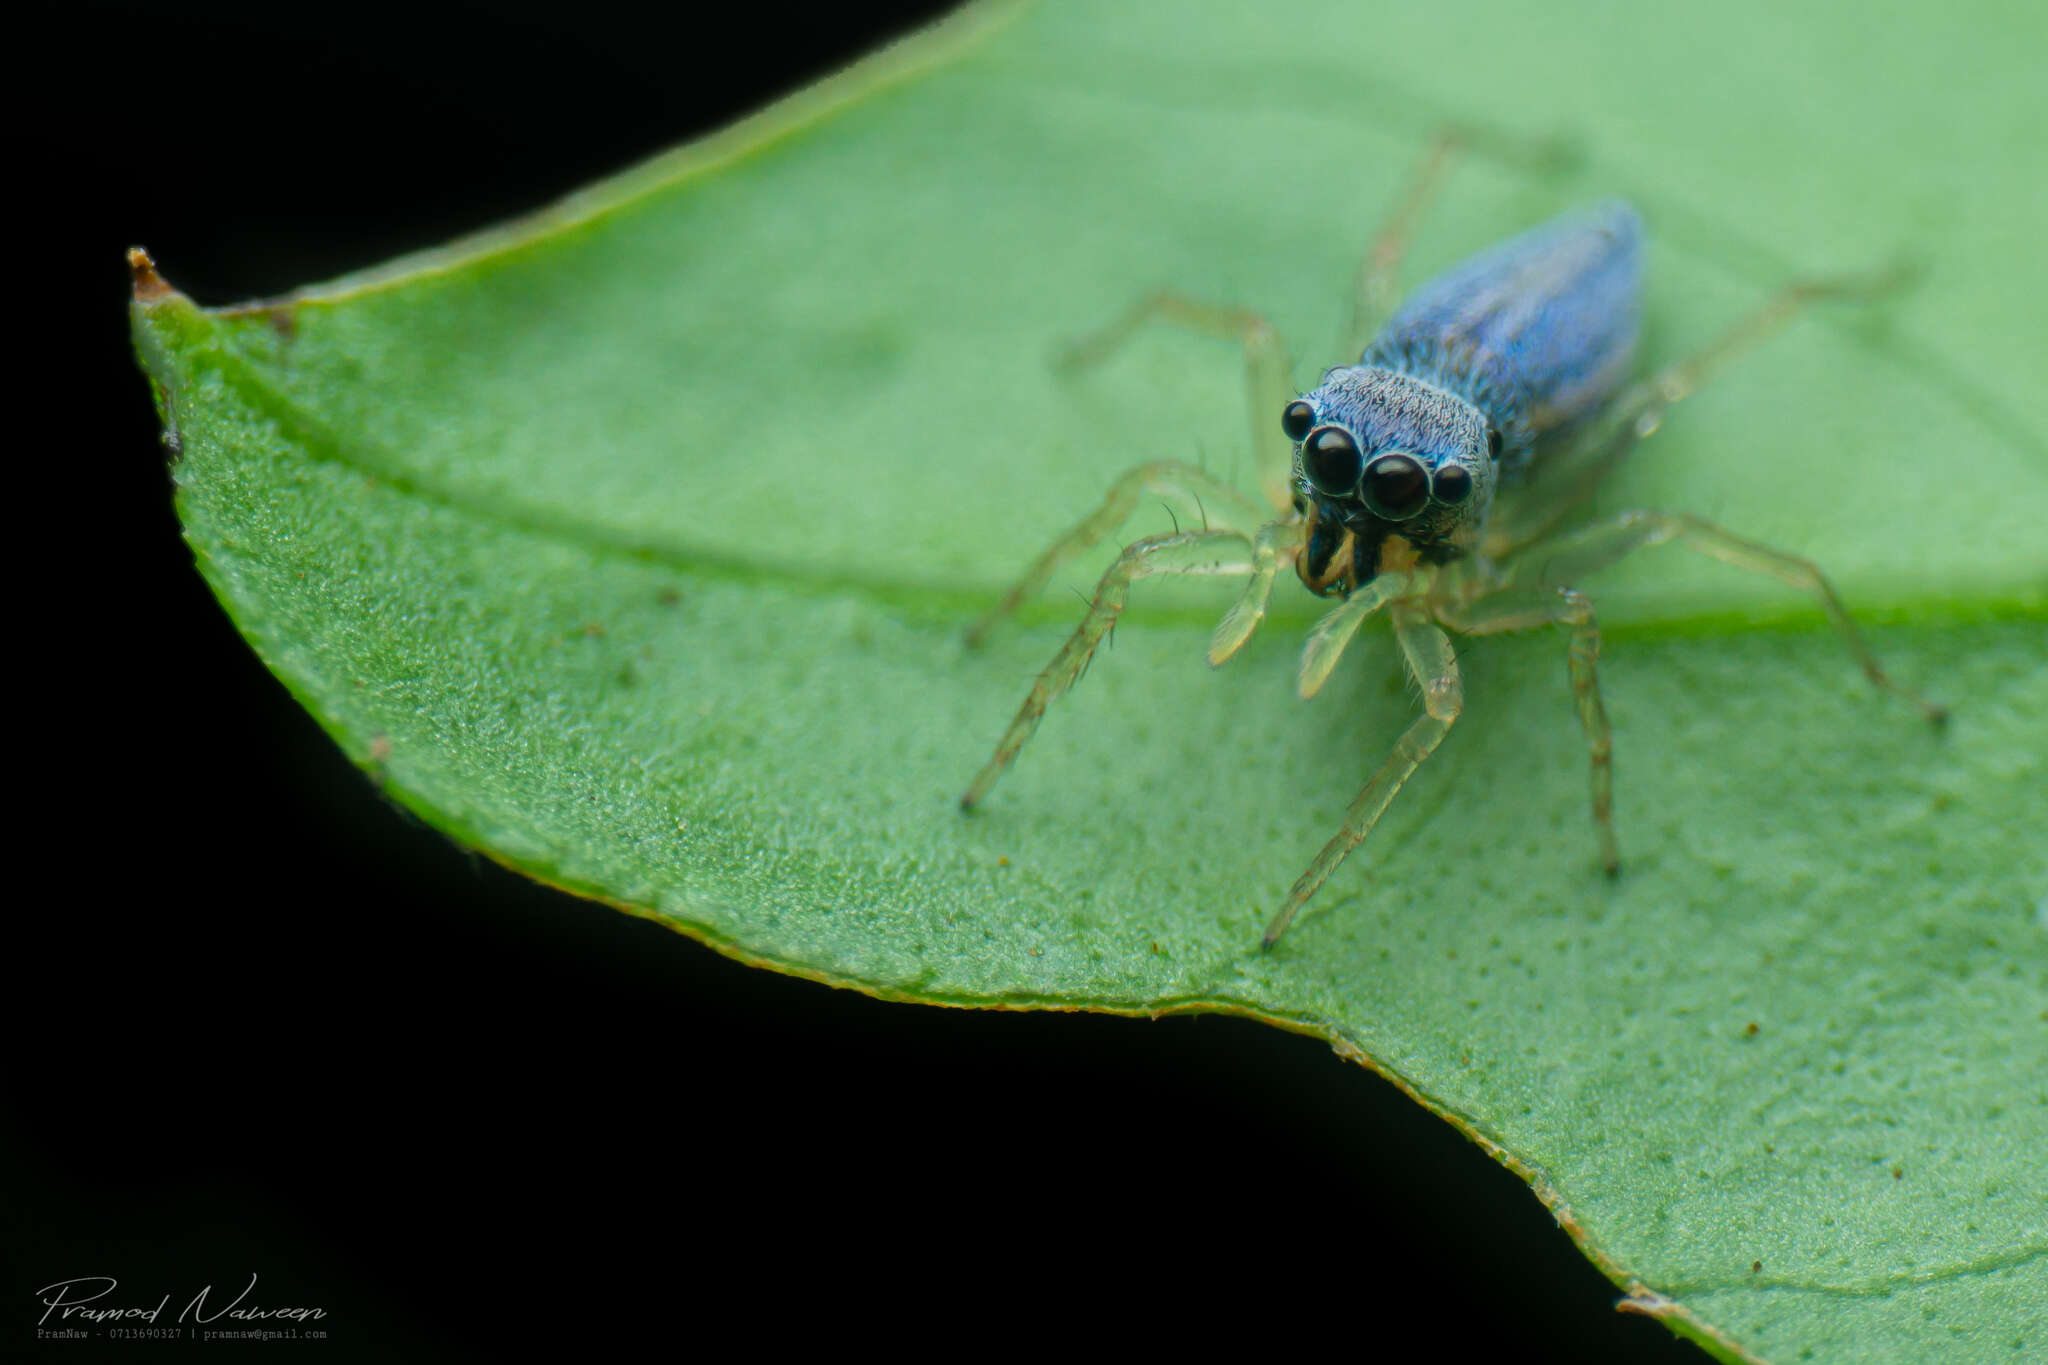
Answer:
[367,735,392,763]
[1751,1260,1762,1273]
[1744,1021,1760,1037]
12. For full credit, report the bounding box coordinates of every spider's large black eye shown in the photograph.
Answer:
[1487,427,1503,460]
[1432,462,1473,506]
[1361,453,1429,520]
[1281,400,1317,442]
[1301,426,1363,495]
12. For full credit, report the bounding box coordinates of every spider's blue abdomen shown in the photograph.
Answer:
[1362,201,1643,481]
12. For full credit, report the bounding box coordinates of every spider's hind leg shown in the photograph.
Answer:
[1502,511,1945,723]
[1345,124,1578,356]
[1055,293,1299,514]
[1485,262,1924,557]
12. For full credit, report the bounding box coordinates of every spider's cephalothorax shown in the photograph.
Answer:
[1284,368,1499,598]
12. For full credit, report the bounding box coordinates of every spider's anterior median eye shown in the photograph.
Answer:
[1301,426,1363,495]
[1281,400,1317,441]
[1361,453,1429,520]
[1432,462,1473,506]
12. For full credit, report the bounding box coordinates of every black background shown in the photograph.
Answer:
[13,3,1704,1358]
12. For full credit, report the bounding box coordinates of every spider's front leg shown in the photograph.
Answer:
[1265,599,1462,947]
[1438,585,1620,877]
[961,529,1260,811]
[962,461,1272,648]
[963,278,1313,807]
[963,293,1301,649]
[1207,515,1307,666]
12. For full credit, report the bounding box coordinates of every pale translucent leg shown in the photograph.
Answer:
[1485,264,1922,557]
[1264,602,1462,947]
[1345,124,1578,356]
[1297,570,1420,698]
[1346,128,1465,357]
[961,530,1257,810]
[1502,509,1946,722]
[964,461,1270,647]
[1648,262,1919,408]
[1440,586,1619,874]
[1208,516,1308,666]
[1057,292,1298,511]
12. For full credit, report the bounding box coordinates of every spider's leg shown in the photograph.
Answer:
[1296,570,1417,698]
[1502,510,1946,723]
[965,461,1269,647]
[1346,128,1465,357]
[1440,586,1619,875]
[1208,515,1308,666]
[1346,124,1577,356]
[1264,601,1459,947]
[1485,263,1922,557]
[961,529,1256,810]
[1057,293,1297,513]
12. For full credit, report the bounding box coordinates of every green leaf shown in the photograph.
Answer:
[132,1,2045,1358]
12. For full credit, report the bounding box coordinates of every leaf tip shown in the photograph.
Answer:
[127,247,175,304]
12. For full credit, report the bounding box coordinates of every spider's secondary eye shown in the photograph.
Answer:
[1301,426,1363,495]
[1432,463,1473,505]
[1281,400,1317,441]
[1361,453,1429,520]
[1487,427,1504,459]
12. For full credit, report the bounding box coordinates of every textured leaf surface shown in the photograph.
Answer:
[132,1,2046,1359]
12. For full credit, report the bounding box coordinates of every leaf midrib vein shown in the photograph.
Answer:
[166,307,2041,641]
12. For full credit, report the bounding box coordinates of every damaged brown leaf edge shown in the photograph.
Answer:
[127,247,172,304]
